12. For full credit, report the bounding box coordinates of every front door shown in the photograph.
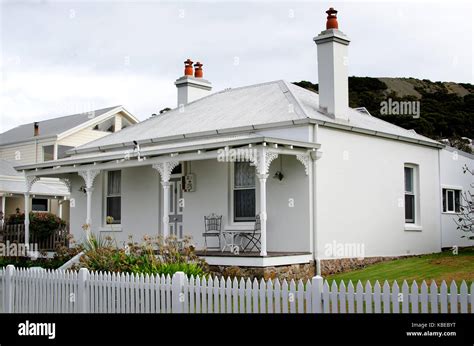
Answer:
[169,177,183,239]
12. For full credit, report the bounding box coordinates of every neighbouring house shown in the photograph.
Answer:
[14,8,470,279]
[439,146,474,249]
[0,106,139,233]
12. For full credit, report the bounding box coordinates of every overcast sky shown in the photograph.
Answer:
[0,0,472,132]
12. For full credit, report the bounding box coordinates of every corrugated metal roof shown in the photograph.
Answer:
[71,80,440,152]
[0,159,69,195]
[0,159,22,176]
[0,106,120,146]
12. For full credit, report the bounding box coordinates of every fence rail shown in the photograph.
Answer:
[0,223,69,251]
[1,265,472,313]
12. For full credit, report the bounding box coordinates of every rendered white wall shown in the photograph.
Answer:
[316,126,441,259]
[439,147,474,248]
[266,155,310,252]
[65,157,310,252]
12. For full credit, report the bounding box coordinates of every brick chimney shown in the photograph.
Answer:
[174,59,212,107]
[313,8,350,121]
[34,122,39,136]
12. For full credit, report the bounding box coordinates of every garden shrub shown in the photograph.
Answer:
[78,235,208,277]
[6,212,66,239]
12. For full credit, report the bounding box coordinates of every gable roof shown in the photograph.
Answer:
[70,80,441,154]
[0,105,132,146]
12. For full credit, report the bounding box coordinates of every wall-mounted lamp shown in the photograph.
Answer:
[273,156,284,181]
[273,171,284,181]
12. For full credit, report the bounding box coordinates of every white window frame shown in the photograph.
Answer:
[404,164,421,231]
[228,162,256,228]
[442,187,462,214]
[103,170,122,227]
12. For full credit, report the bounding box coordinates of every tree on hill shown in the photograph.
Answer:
[293,77,474,153]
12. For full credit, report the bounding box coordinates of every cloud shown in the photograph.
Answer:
[0,0,472,132]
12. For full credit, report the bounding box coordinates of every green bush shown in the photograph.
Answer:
[6,212,66,239]
[78,235,208,277]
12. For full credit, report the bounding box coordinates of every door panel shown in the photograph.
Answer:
[169,178,183,238]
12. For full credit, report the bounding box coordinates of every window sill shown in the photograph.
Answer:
[404,224,422,232]
[442,211,458,215]
[99,225,123,232]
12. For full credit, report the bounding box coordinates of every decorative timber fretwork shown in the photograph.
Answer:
[78,169,101,188]
[152,161,180,182]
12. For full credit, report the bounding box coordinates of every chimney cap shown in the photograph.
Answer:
[326,7,339,29]
[194,61,203,78]
[184,58,194,76]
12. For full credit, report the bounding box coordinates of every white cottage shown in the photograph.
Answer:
[16,8,447,278]
[1,106,139,226]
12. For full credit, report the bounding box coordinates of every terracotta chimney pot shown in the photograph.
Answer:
[184,59,194,76]
[326,7,339,29]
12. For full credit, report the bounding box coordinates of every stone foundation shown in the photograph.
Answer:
[320,256,404,276]
[208,262,316,282]
[208,256,408,280]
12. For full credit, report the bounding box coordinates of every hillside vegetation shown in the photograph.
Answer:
[294,77,474,153]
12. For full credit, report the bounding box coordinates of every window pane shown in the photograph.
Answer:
[107,171,121,195]
[234,162,255,188]
[32,198,48,212]
[43,146,54,161]
[447,190,454,212]
[106,197,121,223]
[455,190,461,212]
[442,189,447,212]
[404,167,413,192]
[405,195,414,223]
[234,189,255,221]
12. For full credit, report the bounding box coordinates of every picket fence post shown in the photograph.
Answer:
[311,275,324,313]
[4,265,15,313]
[172,271,186,313]
[77,268,89,313]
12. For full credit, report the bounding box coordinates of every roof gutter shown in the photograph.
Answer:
[68,115,444,156]
[308,119,445,149]
[15,136,320,171]
[68,120,308,155]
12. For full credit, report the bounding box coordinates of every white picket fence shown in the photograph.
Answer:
[1,265,473,313]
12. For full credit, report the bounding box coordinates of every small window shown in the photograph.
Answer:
[404,166,416,223]
[43,145,54,161]
[106,171,121,224]
[233,162,256,222]
[442,188,461,213]
[32,198,48,212]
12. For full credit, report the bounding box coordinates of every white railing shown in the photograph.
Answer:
[1,265,473,313]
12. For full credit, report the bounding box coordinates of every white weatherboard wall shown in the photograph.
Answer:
[316,126,441,259]
[440,147,474,248]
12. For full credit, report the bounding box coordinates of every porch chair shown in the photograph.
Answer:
[203,213,223,251]
[241,214,261,252]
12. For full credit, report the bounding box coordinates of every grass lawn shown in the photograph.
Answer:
[327,247,474,285]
